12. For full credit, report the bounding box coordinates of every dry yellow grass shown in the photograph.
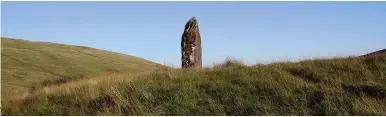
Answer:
[2,37,386,116]
[3,53,386,115]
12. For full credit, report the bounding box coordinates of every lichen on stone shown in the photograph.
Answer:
[181,17,202,68]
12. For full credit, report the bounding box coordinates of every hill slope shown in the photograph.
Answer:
[1,37,163,99]
[2,51,386,115]
[362,49,386,57]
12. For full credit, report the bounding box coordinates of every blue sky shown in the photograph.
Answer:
[2,2,386,67]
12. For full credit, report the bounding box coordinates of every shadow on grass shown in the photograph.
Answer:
[288,67,323,83]
[343,84,386,99]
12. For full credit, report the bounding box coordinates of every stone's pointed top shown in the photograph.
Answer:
[189,17,197,22]
[184,17,199,31]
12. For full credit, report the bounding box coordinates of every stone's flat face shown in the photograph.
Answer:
[181,17,202,69]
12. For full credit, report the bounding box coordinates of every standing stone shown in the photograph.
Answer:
[181,17,202,68]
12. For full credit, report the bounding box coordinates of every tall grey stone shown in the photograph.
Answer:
[181,17,202,68]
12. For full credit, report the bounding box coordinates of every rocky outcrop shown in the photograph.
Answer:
[181,17,202,68]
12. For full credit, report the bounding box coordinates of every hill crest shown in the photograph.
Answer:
[1,37,164,99]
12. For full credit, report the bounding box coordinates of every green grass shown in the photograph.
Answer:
[2,47,386,115]
[1,37,164,100]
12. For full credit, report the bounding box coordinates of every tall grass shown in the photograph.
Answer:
[2,53,386,116]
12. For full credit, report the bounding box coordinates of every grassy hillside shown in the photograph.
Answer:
[2,51,386,115]
[1,37,163,100]
[362,49,386,57]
